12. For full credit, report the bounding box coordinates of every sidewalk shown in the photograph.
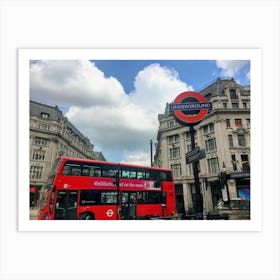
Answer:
[30,208,38,220]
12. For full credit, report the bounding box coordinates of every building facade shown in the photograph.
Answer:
[154,78,250,215]
[30,100,106,205]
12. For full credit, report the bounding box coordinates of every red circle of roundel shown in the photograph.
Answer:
[173,91,209,124]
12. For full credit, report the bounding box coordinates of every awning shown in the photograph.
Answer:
[30,187,36,193]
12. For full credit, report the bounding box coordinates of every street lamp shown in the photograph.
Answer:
[221,162,230,207]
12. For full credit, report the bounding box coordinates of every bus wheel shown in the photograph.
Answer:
[80,212,94,220]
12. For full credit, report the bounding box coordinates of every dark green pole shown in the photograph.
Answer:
[150,139,153,166]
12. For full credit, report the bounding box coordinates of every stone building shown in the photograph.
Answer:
[154,78,250,215]
[30,100,106,205]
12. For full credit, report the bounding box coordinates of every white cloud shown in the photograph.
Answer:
[30,60,125,107]
[131,63,192,116]
[246,70,250,81]
[216,60,248,78]
[30,60,193,165]
[121,151,151,166]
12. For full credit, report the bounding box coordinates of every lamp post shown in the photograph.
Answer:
[150,139,153,167]
[222,162,230,207]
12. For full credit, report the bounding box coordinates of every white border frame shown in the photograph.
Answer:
[18,48,262,232]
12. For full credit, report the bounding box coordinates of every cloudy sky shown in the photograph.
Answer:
[30,59,250,165]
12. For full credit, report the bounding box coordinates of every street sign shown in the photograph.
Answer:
[186,148,205,164]
[169,102,212,111]
[229,172,250,179]
[169,91,212,125]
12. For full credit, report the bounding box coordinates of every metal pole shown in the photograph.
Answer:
[222,162,231,207]
[190,125,203,219]
[150,139,153,167]
[114,169,120,220]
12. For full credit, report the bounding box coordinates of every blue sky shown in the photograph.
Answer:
[94,60,250,93]
[30,59,250,165]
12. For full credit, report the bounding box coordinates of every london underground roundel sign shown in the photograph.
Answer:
[169,91,212,125]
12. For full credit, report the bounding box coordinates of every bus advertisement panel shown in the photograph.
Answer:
[38,157,176,220]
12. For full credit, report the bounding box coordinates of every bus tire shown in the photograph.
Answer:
[80,212,94,220]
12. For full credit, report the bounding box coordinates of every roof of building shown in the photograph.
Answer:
[30,100,92,148]
[198,77,250,98]
[93,151,107,161]
[30,100,64,121]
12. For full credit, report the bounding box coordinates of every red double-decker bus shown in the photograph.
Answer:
[38,157,176,220]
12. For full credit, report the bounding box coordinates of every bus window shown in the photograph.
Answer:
[138,191,162,204]
[80,190,117,205]
[102,165,118,178]
[82,164,101,177]
[161,191,167,204]
[137,170,145,180]
[121,169,129,179]
[101,191,117,204]
[145,170,151,180]
[62,162,82,176]
[56,191,66,209]
[121,167,137,179]
[150,170,160,181]
[54,190,78,220]
[161,171,172,182]
[129,169,137,179]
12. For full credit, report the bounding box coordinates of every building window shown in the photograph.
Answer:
[235,119,242,127]
[230,89,237,99]
[238,134,246,147]
[243,103,248,109]
[34,137,49,146]
[228,135,234,148]
[205,138,216,152]
[169,147,180,159]
[186,143,198,152]
[203,123,214,134]
[41,112,50,119]
[30,165,43,180]
[232,103,238,109]
[231,154,237,171]
[223,103,228,109]
[32,150,45,161]
[185,130,196,139]
[226,119,231,128]
[39,123,50,131]
[167,120,176,129]
[168,134,180,143]
[207,158,219,174]
[203,125,208,134]
[246,119,250,128]
[171,164,181,178]
[241,154,250,171]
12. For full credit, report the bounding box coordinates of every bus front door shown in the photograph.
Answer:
[54,190,78,220]
[121,192,136,220]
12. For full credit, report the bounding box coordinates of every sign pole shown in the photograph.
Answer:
[190,125,203,219]
[169,91,211,220]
